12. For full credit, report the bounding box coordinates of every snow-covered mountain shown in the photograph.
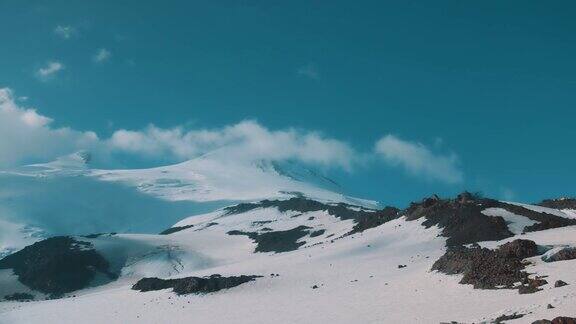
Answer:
[1,154,576,323]
[0,151,372,257]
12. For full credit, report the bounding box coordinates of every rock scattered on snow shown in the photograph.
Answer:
[554,280,568,288]
[493,312,525,323]
[132,274,262,295]
[3,293,34,302]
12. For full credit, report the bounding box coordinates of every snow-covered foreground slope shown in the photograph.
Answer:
[1,194,576,324]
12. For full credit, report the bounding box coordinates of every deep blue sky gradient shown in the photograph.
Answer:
[1,1,575,206]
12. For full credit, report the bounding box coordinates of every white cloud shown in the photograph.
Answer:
[0,88,357,170]
[375,134,463,184]
[297,64,320,80]
[0,87,466,184]
[36,61,64,81]
[93,48,111,63]
[54,25,77,39]
[0,88,99,167]
[109,121,356,170]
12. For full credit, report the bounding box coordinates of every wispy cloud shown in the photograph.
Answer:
[500,187,516,201]
[36,61,64,81]
[297,63,320,80]
[93,48,112,63]
[53,25,77,39]
[375,134,463,184]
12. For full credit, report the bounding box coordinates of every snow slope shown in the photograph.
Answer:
[1,199,576,323]
[0,152,370,255]
[90,155,374,206]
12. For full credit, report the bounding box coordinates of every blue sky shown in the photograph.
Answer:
[1,1,575,207]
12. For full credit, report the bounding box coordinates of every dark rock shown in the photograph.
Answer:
[398,265,407,269]
[545,247,576,262]
[548,304,555,309]
[227,226,312,253]
[4,293,34,301]
[223,197,400,235]
[532,317,576,324]
[496,203,576,233]
[252,220,273,226]
[404,193,513,246]
[497,239,539,259]
[538,198,576,210]
[0,236,117,297]
[132,274,261,295]
[555,280,569,287]
[519,277,547,294]
[159,225,194,235]
[493,312,525,323]
[202,222,219,229]
[433,246,526,289]
[82,233,116,239]
[432,240,544,292]
[551,317,576,324]
[348,206,400,235]
[309,229,326,238]
[311,285,319,289]
[404,192,576,247]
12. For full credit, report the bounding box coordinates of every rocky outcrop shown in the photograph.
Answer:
[404,192,513,246]
[309,229,326,238]
[532,317,576,324]
[0,236,117,298]
[544,247,576,263]
[228,226,312,253]
[159,224,194,235]
[224,198,400,235]
[3,293,34,302]
[538,198,576,210]
[348,206,400,235]
[404,192,576,246]
[495,202,576,233]
[493,313,525,323]
[132,274,261,295]
[432,239,544,292]
[497,239,539,259]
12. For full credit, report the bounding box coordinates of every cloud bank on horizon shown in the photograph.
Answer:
[0,87,463,184]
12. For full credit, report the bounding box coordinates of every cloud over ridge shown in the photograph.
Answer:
[0,87,464,185]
